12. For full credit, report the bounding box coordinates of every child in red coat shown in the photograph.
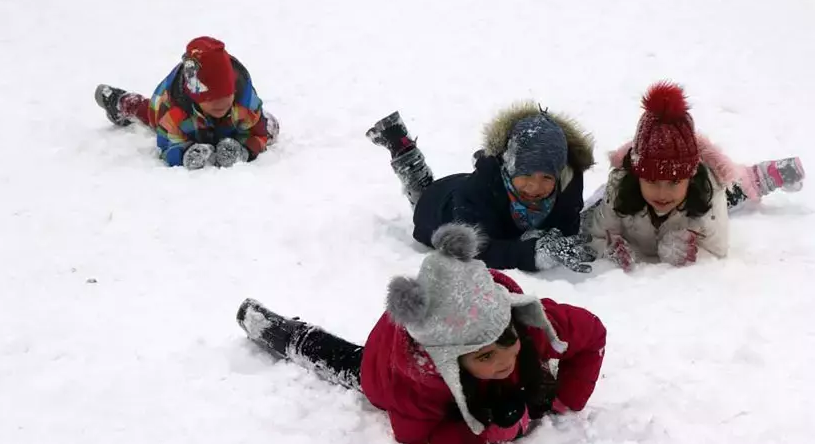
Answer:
[237,223,606,444]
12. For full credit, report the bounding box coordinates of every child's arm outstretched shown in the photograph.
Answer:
[540,299,607,411]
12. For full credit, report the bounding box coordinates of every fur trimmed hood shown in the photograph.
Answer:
[481,101,596,173]
[608,134,759,200]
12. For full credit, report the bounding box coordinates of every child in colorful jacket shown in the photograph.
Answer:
[237,223,606,444]
[94,36,279,169]
[583,81,805,271]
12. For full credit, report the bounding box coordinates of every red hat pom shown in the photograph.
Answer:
[641,81,690,123]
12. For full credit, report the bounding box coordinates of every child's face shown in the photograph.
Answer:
[511,173,557,202]
[199,94,235,118]
[639,178,690,215]
[460,336,521,380]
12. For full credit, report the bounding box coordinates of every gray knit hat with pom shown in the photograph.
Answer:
[386,223,568,435]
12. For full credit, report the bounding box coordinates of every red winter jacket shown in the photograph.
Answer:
[360,270,606,444]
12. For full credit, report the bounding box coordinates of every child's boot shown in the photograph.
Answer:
[366,111,418,159]
[751,157,806,195]
[94,84,136,127]
[366,111,433,205]
[236,298,306,359]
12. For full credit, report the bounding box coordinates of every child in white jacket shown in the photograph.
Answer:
[584,81,805,271]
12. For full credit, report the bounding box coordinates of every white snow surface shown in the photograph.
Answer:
[1,0,814,443]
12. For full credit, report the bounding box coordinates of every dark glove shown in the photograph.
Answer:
[214,138,249,168]
[182,143,214,170]
[481,387,530,442]
[533,229,596,273]
[488,388,527,428]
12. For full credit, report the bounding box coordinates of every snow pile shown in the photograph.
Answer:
[0,0,813,443]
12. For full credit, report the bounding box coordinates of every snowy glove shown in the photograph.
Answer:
[534,229,596,273]
[213,138,249,168]
[489,388,528,428]
[605,232,636,272]
[182,143,214,170]
[657,229,699,266]
[550,398,571,415]
[481,408,529,443]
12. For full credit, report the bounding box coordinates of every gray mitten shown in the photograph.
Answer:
[182,143,214,170]
[214,138,249,168]
[534,229,596,273]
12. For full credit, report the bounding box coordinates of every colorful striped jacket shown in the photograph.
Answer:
[146,57,270,166]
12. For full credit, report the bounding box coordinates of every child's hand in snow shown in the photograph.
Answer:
[214,138,249,168]
[182,143,214,170]
[605,232,636,272]
[551,398,572,415]
[533,229,596,273]
[658,229,699,266]
[481,407,529,443]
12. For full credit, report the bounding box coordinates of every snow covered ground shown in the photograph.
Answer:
[1,0,814,442]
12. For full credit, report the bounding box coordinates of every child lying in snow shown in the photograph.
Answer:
[365,103,597,274]
[583,81,805,271]
[237,224,606,444]
[94,36,280,169]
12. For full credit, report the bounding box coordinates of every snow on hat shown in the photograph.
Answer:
[182,36,236,103]
[631,81,700,181]
[386,223,568,435]
[502,113,568,178]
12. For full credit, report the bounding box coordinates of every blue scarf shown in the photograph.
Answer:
[501,169,558,231]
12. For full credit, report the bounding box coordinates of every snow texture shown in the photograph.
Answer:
[1,0,814,443]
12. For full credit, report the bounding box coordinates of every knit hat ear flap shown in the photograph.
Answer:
[430,223,483,261]
[386,276,430,326]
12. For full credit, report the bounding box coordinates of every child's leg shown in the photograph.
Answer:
[366,111,434,207]
[94,84,152,128]
[749,157,805,194]
[725,183,751,211]
[391,149,435,206]
[119,93,152,127]
[236,299,363,390]
[581,183,607,213]
[288,326,363,390]
[727,157,806,212]
[578,182,607,232]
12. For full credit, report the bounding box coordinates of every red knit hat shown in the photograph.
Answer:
[181,36,236,103]
[631,81,700,181]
